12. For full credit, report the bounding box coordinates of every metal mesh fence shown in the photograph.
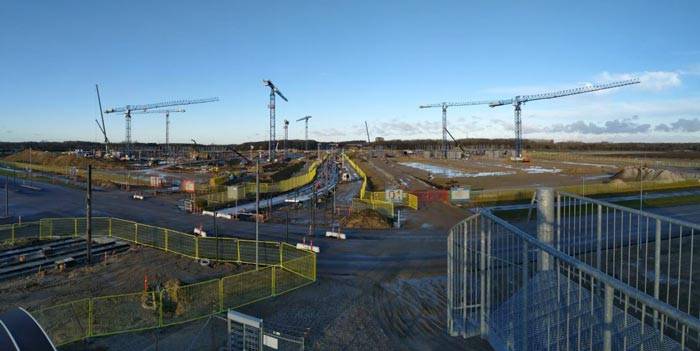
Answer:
[448,192,700,350]
[0,217,316,347]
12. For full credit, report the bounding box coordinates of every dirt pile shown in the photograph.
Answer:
[611,166,685,183]
[341,209,391,229]
[4,149,118,169]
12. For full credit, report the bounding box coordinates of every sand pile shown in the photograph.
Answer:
[611,166,685,183]
[342,209,391,229]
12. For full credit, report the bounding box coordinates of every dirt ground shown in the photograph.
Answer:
[380,155,613,191]
[0,244,244,315]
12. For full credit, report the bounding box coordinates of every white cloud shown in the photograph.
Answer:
[596,70,682,91]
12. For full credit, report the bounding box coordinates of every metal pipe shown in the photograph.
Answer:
[537,187,554,271]
[86,164,92,264]
[255,159,259,270]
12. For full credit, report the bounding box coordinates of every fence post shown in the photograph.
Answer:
[653,218,661,326]
[479,217,488,336]
[536,188,554,271]
[279,243,283,267]
[108,218,112,237]
[195,237,199,259]
[272,266,276,296]
[164,229,169,252]
[11,223,15,245]
[134,223,139,244]
[521,240,529,351]
[596,204,602,270]
[219,278,224,312]
[159,290,164,327]
[603,284,613,351]
[237,240,241,263]
[87,298,93,338]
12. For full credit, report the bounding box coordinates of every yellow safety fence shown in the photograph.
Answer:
[471,178,700,205]
[0,217,316,347]
[342,154,418,216]
[0,161,151,187]
[196,159,323,206]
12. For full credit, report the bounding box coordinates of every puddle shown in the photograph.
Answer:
[399,162,514,178]
[523,166,561,174]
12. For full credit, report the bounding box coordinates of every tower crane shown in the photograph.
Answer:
[104,97,218,155]
[296,116,312,152]
[94,84,109,154]
[130,109,185,155]
[487,79,640,160]
[283,119,290,159]
[419,100,492,158]
[263,80,288,161]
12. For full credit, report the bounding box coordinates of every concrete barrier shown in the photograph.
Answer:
[296,243,320,253]
[325,231,346,240]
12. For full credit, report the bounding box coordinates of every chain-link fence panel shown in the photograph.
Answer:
[162,279,221,326]
[167,230,198,258]
[110,218,137,242]
[91,291,160,336]
[238,240,280,266]
[222,267,273,309]
[134,223,167,250]
[32,298,90,346]
[198,237,238,261]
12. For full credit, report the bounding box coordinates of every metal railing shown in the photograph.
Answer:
[556,191,700,346]
[448,188,700,350]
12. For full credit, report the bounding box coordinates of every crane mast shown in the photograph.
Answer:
[365,121,371,143]
[296,116,312,152]
[419,100,491,158]
[130,109,186,156]
[263,80,288,161]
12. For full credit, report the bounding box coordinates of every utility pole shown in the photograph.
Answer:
[285,209,289,242]
[4,176,8,218]
[86,165,92,264]
[255,158,260,270]
[283,120,289,159]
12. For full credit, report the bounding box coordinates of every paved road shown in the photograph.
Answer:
[218,158,339,215]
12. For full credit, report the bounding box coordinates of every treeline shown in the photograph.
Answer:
[2,139,699,155]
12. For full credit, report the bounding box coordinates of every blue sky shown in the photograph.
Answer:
[1,0,699,144]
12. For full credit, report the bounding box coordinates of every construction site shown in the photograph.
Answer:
[1,3,700,350]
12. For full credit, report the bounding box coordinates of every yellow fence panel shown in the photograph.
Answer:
[197,237,238,261]
[110,218,137,242]
[134,224,167,250]
[2,216,317,347]
[238,240,281,265]
[0,224,14,242]
[161,279,221,326]
[32,298,90,346]
[275,266,313,295]
[91,291,160,336]
[13,221,41,241]
[166,231,197,258]
[221,267,273,308]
